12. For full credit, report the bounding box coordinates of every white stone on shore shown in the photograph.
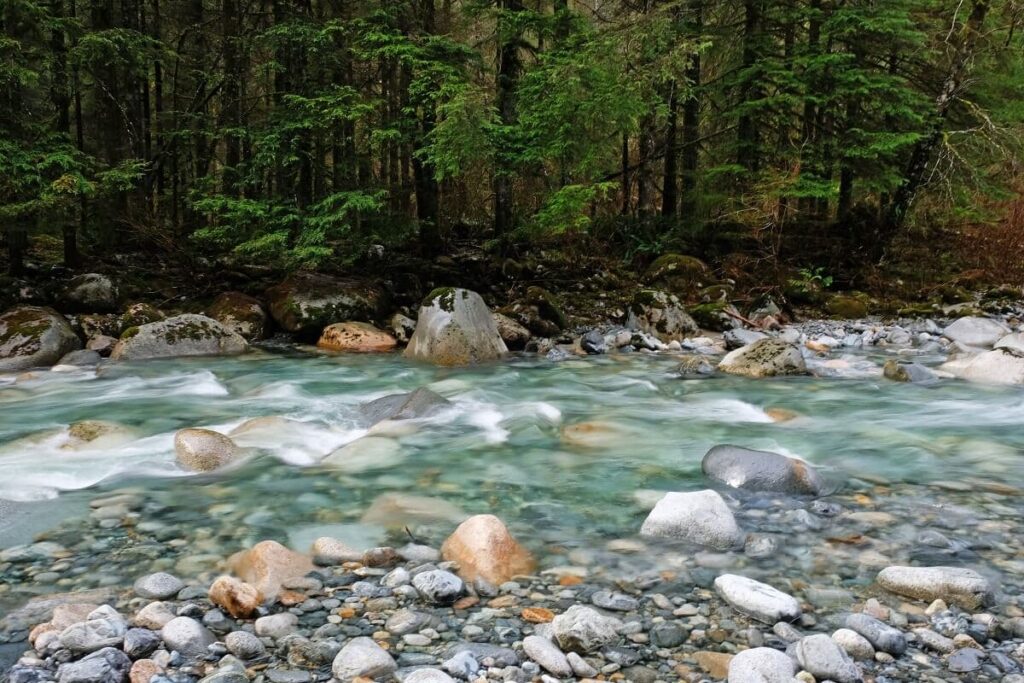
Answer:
[640,490,743,550]
[523,635,572,677]
[876,565,993,609]
[727,647,796,682]
[794,633,861,683]
[331,636,397,681]
[713,574,801,624]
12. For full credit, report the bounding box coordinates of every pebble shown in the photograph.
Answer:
[331,636,397,680]
[225,630,265,659]
[412,570,465,605]
[523,635,572,677]
[831,628,874,661]
[845,613,907,655]
[160,616,217,657]
[713,574,802,624]
[133,572,185,600]
[794,633,861,683]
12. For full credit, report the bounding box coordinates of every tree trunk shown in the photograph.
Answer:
[736,0,762,174]
[661,84,678,218]
[680,0,701,227]
[493,0,523,243]
[886,0,990,233]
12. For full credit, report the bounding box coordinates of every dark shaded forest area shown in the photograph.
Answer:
[2,0,1024,307]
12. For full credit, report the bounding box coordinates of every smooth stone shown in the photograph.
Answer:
[208,575,262,619]
[551,605,622,653]
[134,602,176,630]
[133,573,184,600]
[173,429,240,472]
[122,628,161,659]
[566,651,598,677]
[714,574,801,624]
[727,647,796,683]
[845,613,906,655]
[442,650,481,679]
[591,591,639,612]
[794,633,861,683]
[876,566,993,609]
[160,617,217,658]
[254,612,298,639]
[403,669,456,683]
[225,630,265,659]
[331,637,397,681]
[640,490,743,550]
[440,514,536,585]
[943,316,1009,348]
[523,635,572,677]
[948,647,985,673]
[832,628,874,661]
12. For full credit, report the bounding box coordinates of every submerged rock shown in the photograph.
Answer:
[266,272,389,337]
[883,359,937,383]
[0,306,81,372]
[718,338,806,378]
[676,355,715,378]
[361,492,466,527]
[942,316,1010,348]
[404,288,507,365]
[359,387,451,427]
[207,291,269,340]
[713,574,801,624]
[876,566,993,609]
[174,428,241,472]
[640,490,743,550]
[702,445,824,496]
[441,514,536,584]
[111,314,247,360]
[317,321,397,352]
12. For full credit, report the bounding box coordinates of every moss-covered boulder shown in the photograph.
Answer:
[0,306,82,372]
[208,291,269,340]
[525,286,568,330]
[825,295,869,319]
[266,272,389,338]
[404,288,507,365]
[118,303,165,332]
[690,302,739,331]
[718,338,807,378]
[644,254,710,293]
[627,290,699,342]
[62,273,119,313]
[111,314,248,361]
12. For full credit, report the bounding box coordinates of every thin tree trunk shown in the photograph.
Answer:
[661,84,678,218]
[680,0,701,227]
[493,0,523,243]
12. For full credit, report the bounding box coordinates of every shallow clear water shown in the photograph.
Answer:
[2,349,1023,614]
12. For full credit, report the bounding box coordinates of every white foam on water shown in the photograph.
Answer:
[678,398,775,423]
[462,402,510,444]
[99,370,230,398]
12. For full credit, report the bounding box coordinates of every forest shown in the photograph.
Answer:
[2,0,1023,295]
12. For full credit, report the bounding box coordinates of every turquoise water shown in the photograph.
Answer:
[1,349,1023,613]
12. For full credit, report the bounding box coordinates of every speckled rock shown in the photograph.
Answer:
[718,338,807,378]
[550,605,621,653]
[876,565,993,609]
[0,306,82,371]
[640,490,743,550]
[317,322,397,353]
[133,572,184,600]
[160,616,216,658]
[702,445,824,496]
[404,288,507,366]
[845,613,906,655]
[794,633,861,683]
[173,428,241,472]
[331,636,397,681]
[111,314,247,361]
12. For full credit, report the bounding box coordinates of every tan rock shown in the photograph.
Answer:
[441,514,536,584]
[29,603,97,646]
[134,601,177,630]
[174,428,240,472]
[560,421,628,449]
[693,651,733,679]
[130,658,163,683]
[311,537,362,565]
[227,540,314,601]
[318,322,397,353]
[209,575,262,617]
[522,607,555,623]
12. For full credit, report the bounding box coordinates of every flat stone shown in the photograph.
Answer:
[713,574,801,624]
[551,605,621,654]
[876,566,993,609]
[591,591,639,612]
[693,651,733,679]
[948,647,985,673]
[254,612,298,639]
[122,628,161,659]
[57,647,131,683]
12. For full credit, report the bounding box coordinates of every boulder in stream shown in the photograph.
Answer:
[111,314,247,361]
[717,338,806,378]
[359,387,451,427]
[939,349,1024,385]
[317,321,397,352]
[882,359,937,383]
[640,490,743,550]
[441,514,536,585]
[173,428,241,472]
[0,306,81,372]
[702,445,824,496]
[207,291,269,340]
[627,290,699,342]
[404,288,507,365]
[942,316,1010,348]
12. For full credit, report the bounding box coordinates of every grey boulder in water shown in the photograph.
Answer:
[404,288,507,365]
[717,338,806,378]
[882,360,937,383]
[940,348,1024,385]
[0,306,82,372]
[111,314,248,361]
[702,444,825,496]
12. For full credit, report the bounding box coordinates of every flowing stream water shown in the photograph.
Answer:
[2,348,1023,639]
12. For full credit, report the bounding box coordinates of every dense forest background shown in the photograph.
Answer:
[2,0,1024,297]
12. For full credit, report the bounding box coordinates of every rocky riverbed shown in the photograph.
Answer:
[3,280,1024,682]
